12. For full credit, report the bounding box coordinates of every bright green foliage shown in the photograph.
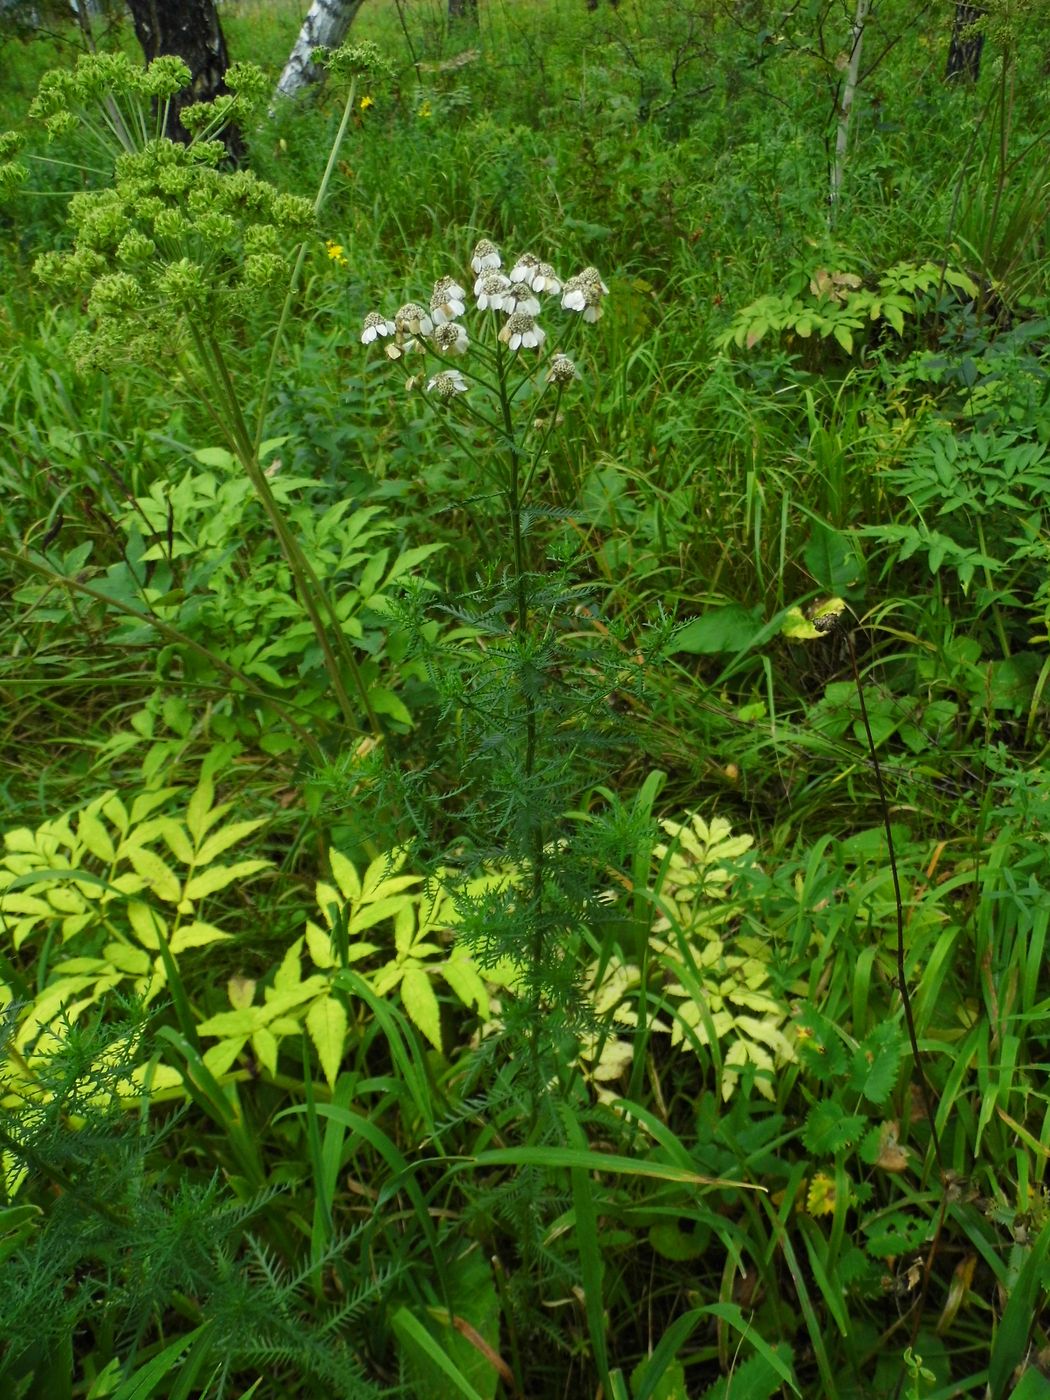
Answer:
[0,775,269,1104]
[650,813,795,1099]
[720,257,978,358]
[2,0,1050,1394]
[196,847,509,1081]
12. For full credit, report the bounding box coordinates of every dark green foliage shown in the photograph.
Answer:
[1,0,1050,1395]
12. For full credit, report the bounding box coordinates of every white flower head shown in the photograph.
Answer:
[498,312,545,352]
[561,269,608,322]
[475,271,511,311]
[530,261,562,295]
[395,302,434,336]
[547,353,577,386]
[470,238,502,275]
[430,276,467,324]
[361,310,396,344]
[432,321,469,354]
[427,368,469,398]
[505,281,541,316]
[579,266,610,295]
[508,252,540,284]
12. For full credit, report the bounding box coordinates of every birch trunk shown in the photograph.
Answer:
[829,0,871,218]
[274,0,367,101]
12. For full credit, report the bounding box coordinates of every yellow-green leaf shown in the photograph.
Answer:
[306,995,347,1088]
[77,812,115,864]
[127,847,182,903]
[102,942,151,975]
[185,776,215,843]
[197,1006,268,1037]
[227,973,255,1009]
[100,794,129,835]
[252,1026,279,1077]
[272,936,304,993]
[441,953,489,1016]
[46,886,87,915]
[183,859,269,902]
[127,788,180,826]
[202,1037,246,1078]
[169,921,233,955]
[328,849,361,903]
[127,901,167,950]
[400,967,442,1050]
[360,849,411,901]
[158,820,195,866]
[304,920,335,969]
[349,895,417,936]
[196,819,267,866]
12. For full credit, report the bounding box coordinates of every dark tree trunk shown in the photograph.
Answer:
[946,3,985,82]
[125,0,239,148]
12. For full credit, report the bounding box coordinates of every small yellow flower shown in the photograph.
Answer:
[359,94,374,111]
[325,240,348,267]
[418,100,432,119]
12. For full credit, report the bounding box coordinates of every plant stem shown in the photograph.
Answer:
[846,628,944,1178]
[495,341,545,961]
[253,75,357,456]
[196,326,381,736]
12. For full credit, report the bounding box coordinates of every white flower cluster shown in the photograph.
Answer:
[360,239,608,398]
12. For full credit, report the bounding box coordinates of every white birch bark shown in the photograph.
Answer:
[829,0,871,217]
[274,0,367,101]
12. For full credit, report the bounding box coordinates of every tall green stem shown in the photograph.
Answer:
[193,325,381,736]
[495,342,544,964]
[253,75,357,455]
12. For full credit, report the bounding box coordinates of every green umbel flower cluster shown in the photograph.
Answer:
[22,53,296,369]
[33,137,313,368]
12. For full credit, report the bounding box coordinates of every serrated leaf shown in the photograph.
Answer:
[360,849,409,899]
[850,1022,902,1103]
[349,894,417,935]
[195,819,267,865]
[307,996,347,1088]
[193,446,236,469]
[128,787,181,825]
[197,1005,269,1037]
[328,849,361,903]
[441,953,489,1015]
[127,846,182,903]
[100,794,129,835]
[169,921,233,954]
[304,919,335,969]
[272,936,304,993]
[400,966,442,1050]
[805,1171,838,1216]
[127,901,166,950]
[77,812,115,864]
[803,1100,868,1155]
[158,819,195,866]
[183,859,269,902]
[252,1026,279,1077]
[185,776,215,843]
[202,1037,246,1078]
